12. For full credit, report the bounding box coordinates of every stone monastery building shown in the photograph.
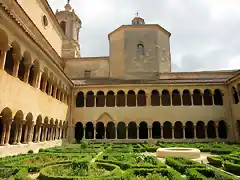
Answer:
[0,0,240,156]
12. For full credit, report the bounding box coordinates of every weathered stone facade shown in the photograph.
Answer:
[0,0,240,157]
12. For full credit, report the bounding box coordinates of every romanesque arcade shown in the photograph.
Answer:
[75,120,227,141]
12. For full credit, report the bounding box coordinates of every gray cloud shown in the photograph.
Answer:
[49,0,240,72]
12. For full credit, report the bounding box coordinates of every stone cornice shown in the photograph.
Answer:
[0,0,73,86]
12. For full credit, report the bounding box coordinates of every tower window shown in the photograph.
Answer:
[42,15,48,27]
[84,70,91,78]
[60,21,66,35]
[137,44,144,55]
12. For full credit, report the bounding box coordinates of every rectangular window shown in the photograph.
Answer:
[84,70,91,78]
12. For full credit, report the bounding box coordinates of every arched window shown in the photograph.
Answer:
[60,21,66,35]
[137,44,144,55]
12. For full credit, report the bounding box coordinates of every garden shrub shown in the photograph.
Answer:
[186,167,238,180]
[223,161,240,176]
[207,156,223,167]
[28,150,34,154]
[165,157,205,173]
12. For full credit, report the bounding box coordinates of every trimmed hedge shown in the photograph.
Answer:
[186,167,238,180]
[223,161,240,176]
[165,157,205,173]
[207,156,223,167]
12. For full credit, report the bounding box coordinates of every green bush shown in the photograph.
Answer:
[223,161,240,176]
[207,156,223,167]
[28,150,34,154]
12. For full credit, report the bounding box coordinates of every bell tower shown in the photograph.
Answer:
[55,0,82,58]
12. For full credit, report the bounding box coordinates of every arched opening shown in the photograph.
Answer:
[207,121,216,138]
[116,90,125,107]
[172,89,181,106]
[163,121,172,139]
[193,89,202,106]
[28,64,35,86]
[75,122,83,142]
[196,121,205,139]
[218,120,227,139]
[128,121,137,139]
[214,89,223,105]
[151,90,160,106]
[152,121,161,139]
[137,90,146,106]
[182,89,192,106]
[17,57,25,81]
[174,121,183,139]
[117,122,126,139]
[127,90,136,107]
[106,122,115,139]
[76,91,84,107]
[46,80,50,94]
[185,121,194,139]
[85,122,94,139]
[96,91,105,107]
[86,91,94,107]
[4,48,14,75]
[40,76,44,92]
[60,21,66,35]
[96,122,104,139]
[139,121,148,139]
[21,122,26,143]
[32,125,37,142]
[237,120,240,138]
[232,87,239,104]
[203,89,213,105]
[9,119,17,144]
[137,43,144,56]
[0,118,3,145]
[106,91,115,107]
[161,90,171,106]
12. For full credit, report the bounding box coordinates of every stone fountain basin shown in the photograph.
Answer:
[156,147,201,159]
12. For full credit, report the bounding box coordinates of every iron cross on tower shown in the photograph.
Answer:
[136,12,139,17]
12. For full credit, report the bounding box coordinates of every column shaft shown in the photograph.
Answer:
[17,123,23,144]
[0,123,6,145]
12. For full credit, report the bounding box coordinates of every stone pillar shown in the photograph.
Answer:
[194,125,197,139]
[53,86,57,98]
[125,95,128,107]
[137,126,139,139]
[0,47,7,70]
[34,125,39,142]
[0,123,6,145]
[44,127,48,141]
[41,127,45,141]
[50,127,53,140]
[148,126,152,139]
[93,126,95,139]
[172,127,175,139]
[55,127,58,140]
[23,124,29,144]
[37,125,42,142]
[23,64,31,83]
[205,126,208,139]
[83,126,85,139]
[36,69,43,89]
[183,126,186,139]
[27,124,34,143]
[12,53,19,77]
[216,125,219,139]
[161,126,164,139]
[115,127,117,139]
[42,77,47,93]
[13,123,19,144]
[104,126,106,139]
[48,83,52,96]
[4,121,12,145]
[126,126,128,139]
[17,122,23,144]
[59,127,62,139]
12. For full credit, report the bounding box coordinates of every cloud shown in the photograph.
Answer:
[48,0,240,72]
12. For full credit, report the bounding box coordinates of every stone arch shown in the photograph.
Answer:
[174,121,183,139]
[128,121,137,139]
[106,91,115,107]
[29,60,39,87]
[207,121,216,138]
[218,120,227,139]
[117,122,126,139]
[86,91,94,107]
[152,121,161,139]
[85,122,94,139]
[106,121,115,139]
[9,110,23,145]
[116,90,125,107]
[182,89,192,106]
[193,89,202,106]
[151,90,160,106]
[34,115,42,142]
[232,86,239,104]
[75,122,83,142]
[172,89,181,106]
[76,91,84,107]
[203,89,213,105]
[214,89,223,105]
[185,121,194,139]
[161,90,170,106]
[1,107,12,120]
[96,91,105,107]
[163,121,172,139]
[196,121,205,139]
[137,90,146,106]
[127,90,136,107]
[0,28,9,58]
[139,121,148,139]
[96,122,104,139]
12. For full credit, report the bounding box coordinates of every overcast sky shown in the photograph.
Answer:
[48,0,240,72]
